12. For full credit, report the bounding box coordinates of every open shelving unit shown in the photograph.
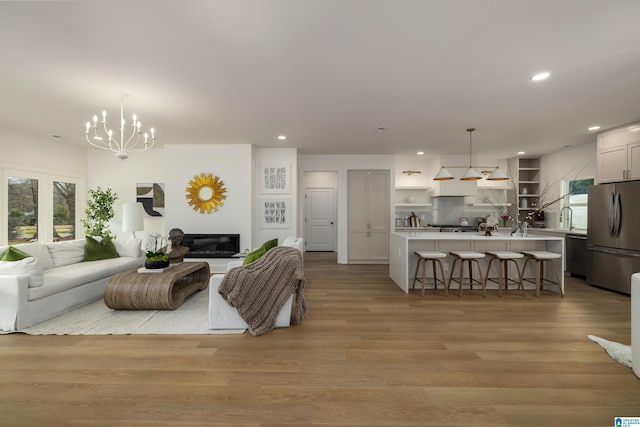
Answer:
[508,156,541,221]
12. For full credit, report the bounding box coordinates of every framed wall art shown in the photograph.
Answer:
[136,182,165,217]
[259,197,290,228]
[260,164,290,194]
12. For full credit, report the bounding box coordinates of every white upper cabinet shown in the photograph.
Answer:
[597,125,640,183]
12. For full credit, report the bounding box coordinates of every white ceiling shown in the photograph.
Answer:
[2,0,640,158]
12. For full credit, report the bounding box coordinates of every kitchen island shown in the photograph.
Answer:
[389,231,565,294]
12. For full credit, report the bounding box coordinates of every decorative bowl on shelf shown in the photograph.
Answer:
[407,196,416,203]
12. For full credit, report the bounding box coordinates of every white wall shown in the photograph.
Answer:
[541,141,597,226]
[253,148,298,249]
[0,130,88,244]
[88,144,254,251]
[299,154,395,264]
[0,128,88,175]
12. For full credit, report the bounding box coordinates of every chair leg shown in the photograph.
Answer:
[448,257,461,297]
[421,258,428,297]
[536,260,542,298]
[459,259,465,297]
[502,260,509,293]
[472,259,486,297]
[522,256,534,296]
[510,259,526,297]
[486,257,498,296]
[435,259,448,297]
[412,257,423,290]
[546,259,564,297]
[497,259,505,296]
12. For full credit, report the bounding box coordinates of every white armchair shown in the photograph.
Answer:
[208,237,303,330]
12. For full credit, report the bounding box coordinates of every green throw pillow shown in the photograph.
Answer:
[84,236,120,261]
[260,238,278,252]
[242,247,266,265]
[0,246,31,261]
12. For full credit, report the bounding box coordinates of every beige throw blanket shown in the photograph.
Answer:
[218,246,306,336]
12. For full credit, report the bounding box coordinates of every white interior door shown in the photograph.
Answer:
[305,188,335,251]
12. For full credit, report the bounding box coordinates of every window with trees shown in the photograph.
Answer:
[3,169,82,245]
[8,176,39,244]
[53,181,76,241]
[563,178,594,230]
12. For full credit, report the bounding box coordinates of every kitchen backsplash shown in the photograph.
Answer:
[396,196,502,227]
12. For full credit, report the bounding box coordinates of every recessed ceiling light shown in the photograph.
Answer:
[531,72,550,81]
[277,135,286,140]
[517,151,525,155]
[588,126,601,131]
[417,151,424,155]
[377,126,387,133]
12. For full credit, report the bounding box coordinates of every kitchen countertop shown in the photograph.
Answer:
[529,228,587,236]
[394,227,587,236]
[391,231,564,241]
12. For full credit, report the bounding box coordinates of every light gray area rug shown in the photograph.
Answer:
[588,335,632,369]
[16,290,245,335]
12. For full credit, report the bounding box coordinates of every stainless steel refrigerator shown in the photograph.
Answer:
[587,181,640,294]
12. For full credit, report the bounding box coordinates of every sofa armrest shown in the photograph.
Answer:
[0,275,29,331]
[227,260,243,271]
[281,237,303,253]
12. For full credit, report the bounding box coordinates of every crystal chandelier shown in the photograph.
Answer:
[85,91,156,160]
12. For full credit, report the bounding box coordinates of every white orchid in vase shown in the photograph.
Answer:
[144,233,170,262]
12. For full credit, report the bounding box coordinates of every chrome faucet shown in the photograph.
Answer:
[559,206,574,231]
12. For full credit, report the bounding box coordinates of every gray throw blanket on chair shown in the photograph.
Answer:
[218,246,306,336]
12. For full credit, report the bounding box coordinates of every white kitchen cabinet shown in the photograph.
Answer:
[597,125,640,183]
[348,170,389,263]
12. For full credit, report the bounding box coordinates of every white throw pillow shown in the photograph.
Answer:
[13,242,53,270]
[47,240,85,268]
[0,257,44,288]
[114,238,142,258]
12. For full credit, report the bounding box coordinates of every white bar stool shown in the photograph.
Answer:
[485,251,525,297]
[411,251,448,297]
[521,251,563,297]
[448,251,486,297]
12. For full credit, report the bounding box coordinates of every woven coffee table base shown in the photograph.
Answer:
[104,262,210,310]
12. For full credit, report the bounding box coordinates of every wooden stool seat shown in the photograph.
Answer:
[522,251,563,297]
[412,251,448,297]
[448,251,486,297]
[485,251,525,297]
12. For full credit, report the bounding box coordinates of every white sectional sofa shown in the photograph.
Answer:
[208,237,303,331]
[0,239,143,331]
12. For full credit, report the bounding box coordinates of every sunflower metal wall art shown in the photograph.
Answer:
[186,172,227,214]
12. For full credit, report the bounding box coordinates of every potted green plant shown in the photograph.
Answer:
[144,233,170,269]
[81,187,118,239]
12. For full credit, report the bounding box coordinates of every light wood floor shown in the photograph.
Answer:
[1,252,638,427]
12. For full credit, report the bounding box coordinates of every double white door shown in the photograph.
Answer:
[348,170,389,263]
